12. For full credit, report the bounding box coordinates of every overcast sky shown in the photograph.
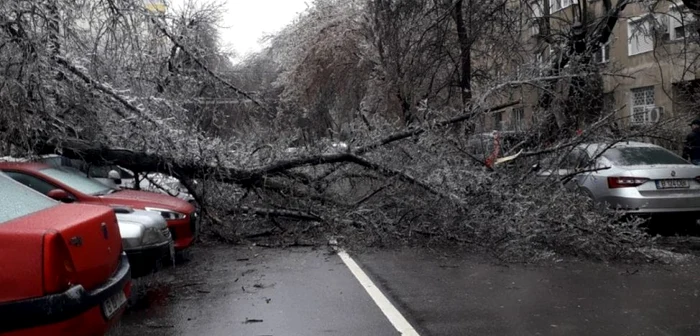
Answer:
[166,0,310,62]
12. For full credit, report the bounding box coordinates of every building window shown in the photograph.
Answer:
[594,41,610,63]
[668,5,695,41]
[493,112,503,131]
[628,17,654,55]
[550,0,576,13]
[603,92,615,112]
[511,107,525,131]
[550,0,560,12]
[531,0,543,18]
[630,86,655,124]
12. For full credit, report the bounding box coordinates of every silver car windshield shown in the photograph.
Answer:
[40,167,114,196]
[602,147,688,166]
[0,173,57,224]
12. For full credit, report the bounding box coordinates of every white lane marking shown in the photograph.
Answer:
[337,250,421,336]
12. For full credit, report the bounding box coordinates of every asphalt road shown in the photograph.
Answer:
[111,245,399,336]
[358,248,700,336]
[112,244,700,336]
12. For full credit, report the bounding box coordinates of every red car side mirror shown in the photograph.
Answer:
[47,189,75,203]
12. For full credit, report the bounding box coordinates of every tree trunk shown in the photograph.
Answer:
[46,0,60,57]
[453,0,472,107]
[537,0,629,138]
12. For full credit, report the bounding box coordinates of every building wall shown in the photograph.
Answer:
[603,1,699,128]
[484,0,700,134]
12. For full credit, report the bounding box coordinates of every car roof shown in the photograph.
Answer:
[0,162,51,171]
[577,141,661,156]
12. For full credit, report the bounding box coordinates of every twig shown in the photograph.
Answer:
[559,166,611,184]
[354,183,392,206]
[147,15,269,113]
[244,229,276,239]
[354,100,520,156]
[346,154,446,198]
[244,318,264,324]
[230,206,324,222]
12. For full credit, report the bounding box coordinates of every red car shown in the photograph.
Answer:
[0,162,198,250]
[0,172,131,336]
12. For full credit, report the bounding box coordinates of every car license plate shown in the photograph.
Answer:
[102,291,127,319]
[655,179,690,189]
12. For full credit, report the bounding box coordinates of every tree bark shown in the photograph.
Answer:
[453,0,472,107]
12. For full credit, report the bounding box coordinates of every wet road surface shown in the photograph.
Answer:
[111,245,399,336]
[112,244,700,336]
[358,248,700,336]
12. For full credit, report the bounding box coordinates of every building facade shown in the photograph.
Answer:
[483,0,700,135]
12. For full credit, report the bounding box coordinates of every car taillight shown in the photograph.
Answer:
[42,230,76,294]
[607,176,649,189]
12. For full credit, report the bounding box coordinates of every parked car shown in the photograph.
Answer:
[0,162,198,251]
[88,166,196,204]
[115,207,174,277]
[537,141,700,215]
[36,157,197,204]
[0,172,130,336]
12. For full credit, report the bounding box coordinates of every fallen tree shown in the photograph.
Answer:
[1,0,687,263]
[21,107,662,262]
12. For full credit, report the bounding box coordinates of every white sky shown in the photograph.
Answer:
[167,0,310,62]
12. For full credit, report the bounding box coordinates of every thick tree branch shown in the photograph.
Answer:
[52,56,159,125]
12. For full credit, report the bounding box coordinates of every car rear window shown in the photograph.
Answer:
[602,147,688,166]
[40,167,113,196]
[0,174,56,224]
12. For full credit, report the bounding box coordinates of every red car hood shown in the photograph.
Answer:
[101,189,193,214]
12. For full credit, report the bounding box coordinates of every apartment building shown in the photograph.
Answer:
[485,0,700,134]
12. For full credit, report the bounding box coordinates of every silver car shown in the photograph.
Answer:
[115,207,175,276]
[543,141,700,214]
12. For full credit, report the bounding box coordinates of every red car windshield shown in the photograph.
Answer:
[40,167,114,196]
[0,173,57,224]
